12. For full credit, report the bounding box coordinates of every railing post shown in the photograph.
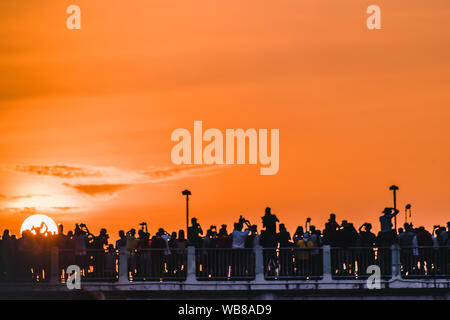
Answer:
[186,246,198,283]
[254,245,264,282]
[391,244,401,280]
[322,245,332,281]
[118,247,129,284]
[50,247,59,284]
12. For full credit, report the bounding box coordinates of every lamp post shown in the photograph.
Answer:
[405,204,411,225]
[182,189,192,234]
[389,185,399,231]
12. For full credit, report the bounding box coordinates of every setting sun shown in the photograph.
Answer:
[20,215,58,236]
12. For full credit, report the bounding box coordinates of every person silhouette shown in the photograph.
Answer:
[323,214,340,246]
[116,230,127,249]
[187,218,203,247]
[359,223,376,247]
[380,207,399,233]
[31,221,48,235]
[325,214,339,230]
[262,207,279,236]
[293,226,304,243]
[58,224,65,236]
[2,230,10,240]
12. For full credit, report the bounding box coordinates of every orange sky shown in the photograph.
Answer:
[1,0,449,239]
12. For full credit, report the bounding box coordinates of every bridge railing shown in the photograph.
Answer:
[399,246,449,278]
[0,248,52,283]
[330,247,393,279]
[1,245,449,284]
[58,249,119,283]
[130,248,187,281]
[263,247,323,280]
[196,248,255,280]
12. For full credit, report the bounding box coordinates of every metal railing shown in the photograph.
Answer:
[330,247,393,279]
[1,245,449,284]
[264,247,323,280]
[59,249,118,283]
[400,246,450,278]
[195,248,255,280]
[130,248,187,281]
[0,249,51,283]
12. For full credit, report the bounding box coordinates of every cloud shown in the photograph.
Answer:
[14,165,102,179]
[0,194,38,201]
[0,207,42,215]
[142,165,219,181]
[0,206,79,217]
[23,164,222,198]
[50,206,79,211]
[12,163,221,199]
[63,183,129,198]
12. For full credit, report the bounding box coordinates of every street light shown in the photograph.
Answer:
[405,204,412,225]
[182,189,192,234]
[389,185,399,231]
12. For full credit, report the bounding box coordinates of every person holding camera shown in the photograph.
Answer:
[91,228,109,278]
[230,217,251,278]
[276,224,292,277]
[216,225,231,249]
[261,207,279,236]
[150,229,168,279]
[232,216,251,249]
[245,225,260,249]
[380,207,399,233]
[359,223,376,247]
[187,218,203,248]
[125,229,139,276]
[357,223,376,277]
[73,224,89,274]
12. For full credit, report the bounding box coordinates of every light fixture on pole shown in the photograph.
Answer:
[182,189,192,234]
[389,185,399,231]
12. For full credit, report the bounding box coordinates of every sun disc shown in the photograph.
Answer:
[20,214,58,235]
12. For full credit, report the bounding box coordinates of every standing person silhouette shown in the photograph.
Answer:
[262,207,279,236]
[92,228,109,276]
[323,214,340,246]
[116,230,127,249]
[380,207,399,233]
[187,218,203,248]
[261,208,279,277]
[377,208,400,276]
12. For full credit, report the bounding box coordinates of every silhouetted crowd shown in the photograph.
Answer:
[0,207,448,282]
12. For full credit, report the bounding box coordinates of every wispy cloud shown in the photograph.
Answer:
[13,163,221,199]
[142,165,219,181]
[0,200,79,212]
[63,183,129,197]
[50,206,79,211]
[14,165,102,179]
[0,207,43,215]
[0,194,43,201]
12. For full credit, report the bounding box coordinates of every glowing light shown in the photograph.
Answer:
[11,195,76,210]
[20,214,58,235]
